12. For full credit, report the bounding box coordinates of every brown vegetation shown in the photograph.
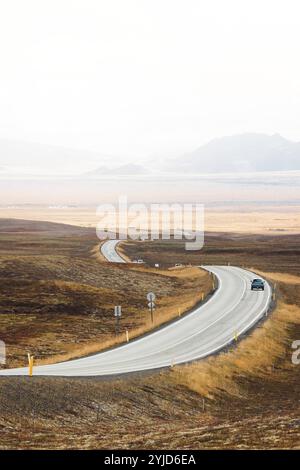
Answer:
[122,233,300,275]
[171,301,300,398]
[0,219,300,449]
[0,289,299,449]
[1,273,299,450]
[0,219,211,367]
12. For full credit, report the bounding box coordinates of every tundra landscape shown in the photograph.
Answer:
[0,215,299,449]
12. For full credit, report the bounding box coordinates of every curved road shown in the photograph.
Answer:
[101,239,126,263]
[0,252,271,376]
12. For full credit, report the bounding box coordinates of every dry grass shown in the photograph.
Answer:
[121,234,300,277]
[90,241,107,262]
[254,271,300,285]
[128,264,202,278]
[171,300,300,398]
[0,292,300,449]
[37,266,211,366]
[116,241,131,263]
[0,219,211,367]
[1,220,300,449]
[0,253,300,449]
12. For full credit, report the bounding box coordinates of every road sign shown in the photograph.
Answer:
[147,292,156,302]
[114,306,122,335]
[147,293,156,324]
[114,305,122,317]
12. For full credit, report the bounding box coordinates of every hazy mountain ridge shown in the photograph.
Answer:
[85,163,149,176]
[165,133,300,173]
[0,140,122,175]
[1,134,300,177]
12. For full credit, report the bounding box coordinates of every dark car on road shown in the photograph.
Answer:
[251,278,265,291]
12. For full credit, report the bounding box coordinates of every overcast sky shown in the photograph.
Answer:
[1,0,300,162]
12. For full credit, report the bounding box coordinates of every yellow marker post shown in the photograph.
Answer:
[178,308,181,317]
[126,329,129,343]
[234,332,238,343]
[201,293,204,301]
[28,354,34,376]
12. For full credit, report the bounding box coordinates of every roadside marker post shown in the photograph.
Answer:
[114,306,122,335]
[28,353,34,377]
[265,305,269,317]
[178,308,181,317]
[147,292,156,324]
[126,329,129,342]
[202,293,204,301]
[148,301,155,323]
[234,332,238,343]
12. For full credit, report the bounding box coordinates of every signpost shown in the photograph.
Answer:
[114,305,122,335]
[147,292,156,302]
[147,292,156,324]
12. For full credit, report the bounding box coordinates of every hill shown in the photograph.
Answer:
[165,133,300,173]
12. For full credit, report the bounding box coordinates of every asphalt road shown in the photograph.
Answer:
[0,263,271,376]
[100,239,126,263]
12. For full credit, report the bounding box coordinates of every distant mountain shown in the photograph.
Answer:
[85,163,149,176]
[164,133,300,173]
[0,140,119,176]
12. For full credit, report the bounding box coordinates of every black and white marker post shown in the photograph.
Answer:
[114,305,122,335]
[147,292,156,324]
